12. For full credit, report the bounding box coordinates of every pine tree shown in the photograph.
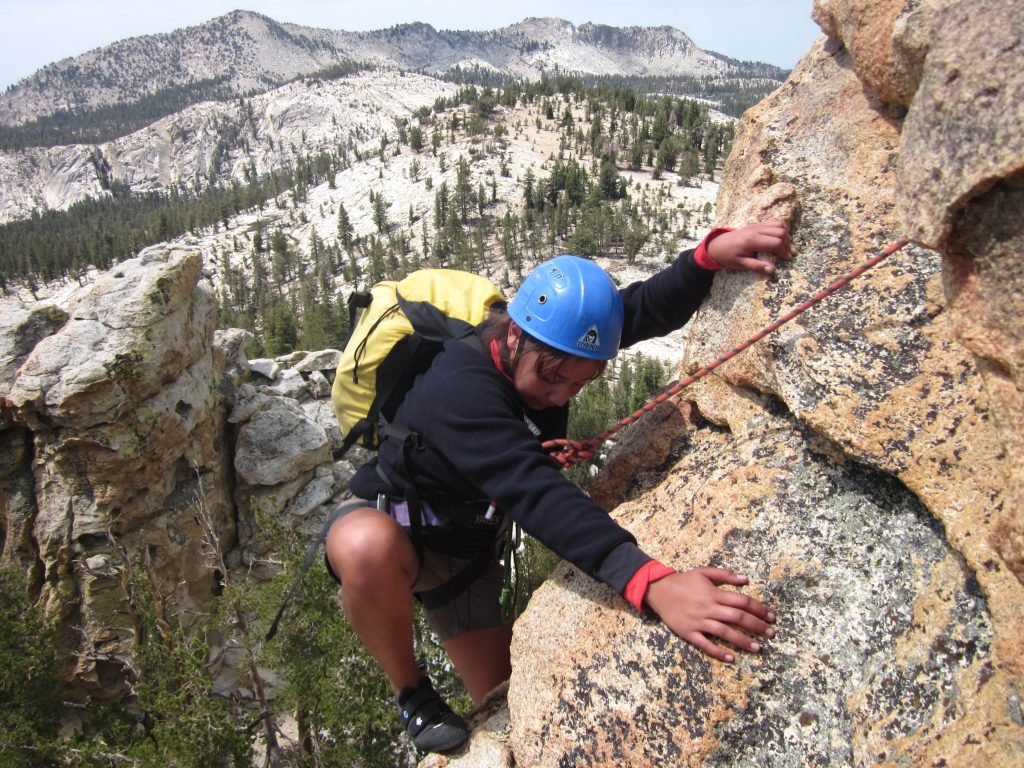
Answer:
[598,157,625,200]
[409,124,424,152]
[337,203,354,252]
[455,157,472,223]
[270,228,292,287]
[370,191,390,233]
[264,299,299,355]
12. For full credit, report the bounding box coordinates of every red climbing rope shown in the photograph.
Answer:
[544,237,913,469]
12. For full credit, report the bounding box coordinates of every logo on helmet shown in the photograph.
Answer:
[577,325,601,353]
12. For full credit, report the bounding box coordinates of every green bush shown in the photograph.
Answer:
[0,567,64,767]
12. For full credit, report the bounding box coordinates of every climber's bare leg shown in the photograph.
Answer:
[443,623,513,705]
[326,507,422,695]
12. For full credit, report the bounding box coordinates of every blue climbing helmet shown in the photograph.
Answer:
[507,255,624,361]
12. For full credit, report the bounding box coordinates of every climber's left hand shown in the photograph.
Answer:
[644,567,776,662]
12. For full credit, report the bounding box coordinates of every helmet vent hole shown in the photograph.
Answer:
[537,294,548,304]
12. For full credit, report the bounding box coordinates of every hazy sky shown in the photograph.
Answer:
[0,0,822,91]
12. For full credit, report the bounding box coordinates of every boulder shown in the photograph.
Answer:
[249,357,280,380]
[306,369,332,399]
[6,247,214,429]
[261,367,308,400]
[292,348,341,374]
[0,302,68,399]
[896,0,1024,248]
[511,401,998,765]
[214,327,255,390]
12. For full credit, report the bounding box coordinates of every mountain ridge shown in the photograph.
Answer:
[0,11,785,128]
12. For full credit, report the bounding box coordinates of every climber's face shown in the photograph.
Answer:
[507,323,602,411]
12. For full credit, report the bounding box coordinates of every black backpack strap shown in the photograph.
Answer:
[396,432,426,562]
[332,416,372,461]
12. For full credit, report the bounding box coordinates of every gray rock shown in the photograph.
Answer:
[275,350,309,367]
[6,246,215,429]
[284,466,338,518]
[293,349,341,374]
[228,383,275,424]
[331,460,356,488]
[301,399,342,449]
[234,398,330,486]
[248,358,280,380]
[214,328,253,369]
[262,368,307,400]
[0,302,68,398]
[306,369,332,399]
[1,246,236,700]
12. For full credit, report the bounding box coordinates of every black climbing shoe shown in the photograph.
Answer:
[397,676,469,753]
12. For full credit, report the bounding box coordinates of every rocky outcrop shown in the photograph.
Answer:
[1,246,233,698]
[0,146,105,222]
[482,1,1024,766]
[0,302,69,574]
[228,365,353,572]
[894,0,1024,585]
[0,247,349,700]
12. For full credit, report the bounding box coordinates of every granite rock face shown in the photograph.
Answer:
[894,0,1024,586]
[513,402,999,766]
[0,247,349,700]
[0,72,460,224]
[2,247,236,699]
[496,1,1024,766]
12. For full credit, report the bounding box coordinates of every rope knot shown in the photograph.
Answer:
[543,438,598,469]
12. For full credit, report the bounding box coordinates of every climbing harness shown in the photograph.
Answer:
[544,237,913,469]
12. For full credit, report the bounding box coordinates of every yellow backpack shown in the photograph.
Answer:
[331,269,505,458]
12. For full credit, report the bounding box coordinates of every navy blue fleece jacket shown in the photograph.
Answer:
[349,248,714,595]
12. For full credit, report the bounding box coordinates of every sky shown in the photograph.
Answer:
[0,0,822,92]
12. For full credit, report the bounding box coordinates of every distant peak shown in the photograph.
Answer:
[389,21,438,33]
[510,17,575,28]
[213,9,272,23]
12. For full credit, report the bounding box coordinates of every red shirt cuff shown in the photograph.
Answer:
[693,227,734,271]
[623,560,676,612]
